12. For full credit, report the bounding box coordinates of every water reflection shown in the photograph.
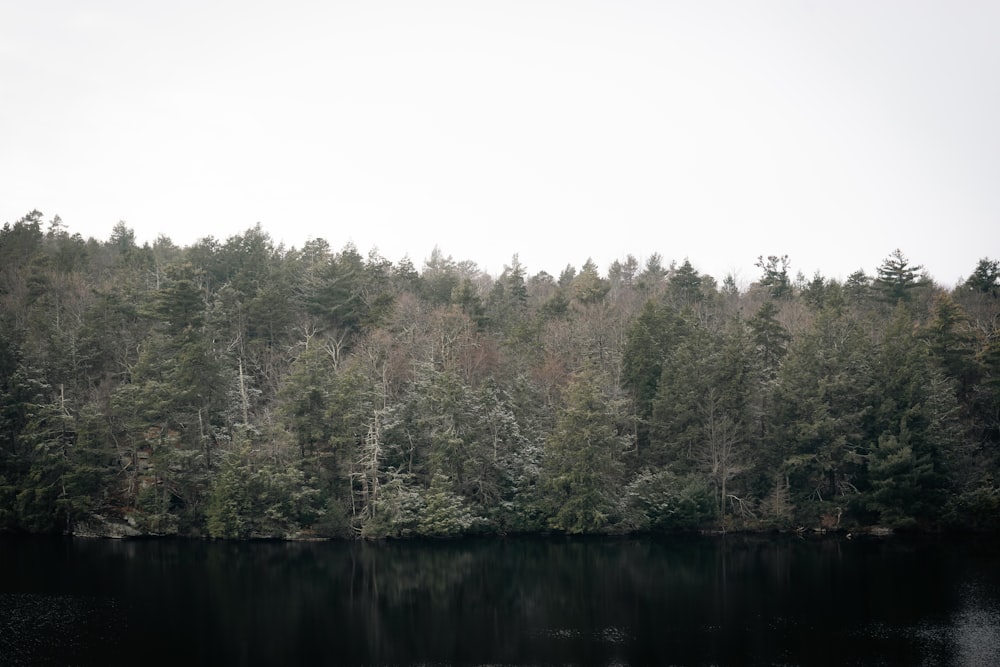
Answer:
[1,534,998,665]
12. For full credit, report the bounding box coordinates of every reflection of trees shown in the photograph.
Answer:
[354,540,477,604]
[17,535,995,665]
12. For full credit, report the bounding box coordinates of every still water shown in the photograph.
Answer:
[1,533,999,666]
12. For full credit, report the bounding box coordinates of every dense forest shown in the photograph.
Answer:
[1,210,998,538]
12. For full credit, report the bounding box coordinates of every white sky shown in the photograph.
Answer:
[2,1,998,286]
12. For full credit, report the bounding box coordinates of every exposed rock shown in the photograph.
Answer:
[72,514,143,539]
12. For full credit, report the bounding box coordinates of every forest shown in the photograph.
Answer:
[1,210,998,539]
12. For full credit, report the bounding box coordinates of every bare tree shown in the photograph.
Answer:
[696,389,748,521]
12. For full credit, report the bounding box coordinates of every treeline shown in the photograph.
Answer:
[1,210,998,538]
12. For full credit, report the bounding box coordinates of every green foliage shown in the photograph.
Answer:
[207,448,323,539]
[648,322,754,525]
[963,258,999,297]
[417,474,486,537]
[867,432,935,529]
[0,211,44,278]
[755,254,791,299]
[486,255,528,329]
[801,272,830,311]
[924,293,978,398]
[608,255,639,291]
[844,269,872,304]
[649,323,750,466]
[0,367,109,533]
[768,309,873,519]
[2,216,998,538]
[421,247,461,306]
[945,484,1000,531]
[453,278,487,326]
[622,301,692,451]
[360,473,425,539]
[862,308,961,526]
[623,468,715,531]
[303,243,373,338]
[637,253,668,292]
[151,273,204,334]
[667,259,703,307]
[874,249,928,304]
[540,371,627,533]
[145,445,211,534]
[278,343,340,457]
[748,300,790,381]
[572,259,609,305]
[133,484,180,535]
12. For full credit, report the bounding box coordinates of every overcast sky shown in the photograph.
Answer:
[2,1,998,286]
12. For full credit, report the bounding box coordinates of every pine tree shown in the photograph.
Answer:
[540,370,627,533]
[873,249,928,304]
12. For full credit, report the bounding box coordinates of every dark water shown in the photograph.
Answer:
[1,534,999,666]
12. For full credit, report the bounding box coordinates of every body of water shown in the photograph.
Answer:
[1,533,998,665]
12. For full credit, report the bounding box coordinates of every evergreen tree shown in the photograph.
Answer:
[540,370,627,533]
[3,213,999,538]
[924,293,979,400]
[844,269,872,305]
[768,309,873,524]
[572,259,609,305]
[621,302,692,452]
[667,259,703,308]
[873,249,928,304]
[963,258,999,297]
[637,253,668,293]
[865,308,961,527]
[755,255,791,299]
[748,300,791,383]
[649,322,754,523]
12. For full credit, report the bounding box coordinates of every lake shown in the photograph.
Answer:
[1,533,998,666]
